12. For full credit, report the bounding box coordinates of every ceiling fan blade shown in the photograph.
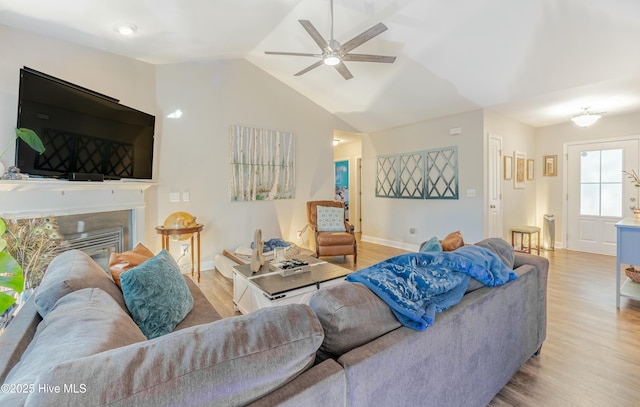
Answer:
[340,23,388,54]
[265,51,321,57]
[298,20,328,51]
[343,54,396,63]
[294,60,324,76]
[334,62,354,80]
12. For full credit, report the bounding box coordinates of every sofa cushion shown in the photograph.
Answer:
[441,230,465,251]
[108,243,154,289]
[174,276,223,330]
[26,304,324,407]
[316,206,346,232]
[475,237,515,269]
[309,282,401,356]
[0,288,145,406]
[34,249,127,317]
[120,249,194,339]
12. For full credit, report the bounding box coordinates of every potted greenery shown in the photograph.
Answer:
[0,128,46,176]
[0,218,24,316]
[623,170,640,218]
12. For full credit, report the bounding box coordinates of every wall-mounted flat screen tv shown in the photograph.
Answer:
[16,67,155,180]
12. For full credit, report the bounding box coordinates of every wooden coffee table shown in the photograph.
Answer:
[231,254,350,314]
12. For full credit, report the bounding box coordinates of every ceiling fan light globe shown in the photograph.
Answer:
[324,55,341,66]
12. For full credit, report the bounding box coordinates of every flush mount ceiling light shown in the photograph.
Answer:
[114,23,137,36]
[571,107,605,127]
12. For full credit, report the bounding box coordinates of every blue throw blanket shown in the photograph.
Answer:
[251,238,291,253]
[346,245,517,331]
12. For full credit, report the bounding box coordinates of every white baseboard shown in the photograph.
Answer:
[360,235,420,252]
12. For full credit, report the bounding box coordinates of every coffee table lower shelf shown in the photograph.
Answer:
[232,255,350,314]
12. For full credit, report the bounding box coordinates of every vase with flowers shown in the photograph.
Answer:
[623,169,640,218]
[0,128,45,177]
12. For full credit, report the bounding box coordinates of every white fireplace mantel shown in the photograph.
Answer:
[0,179,155,244]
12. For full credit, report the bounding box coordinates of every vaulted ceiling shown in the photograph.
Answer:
[2,0,640,133]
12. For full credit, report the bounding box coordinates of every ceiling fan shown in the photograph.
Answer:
[265,0,396,80]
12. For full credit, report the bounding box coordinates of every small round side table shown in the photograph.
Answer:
[155,224,204,282]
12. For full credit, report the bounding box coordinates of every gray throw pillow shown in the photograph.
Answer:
[34,249,127,317]
[309,282,401,356]
[120,249,193,339]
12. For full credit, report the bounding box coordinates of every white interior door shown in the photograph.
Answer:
[566,139,639,255]
[487,134,503,238]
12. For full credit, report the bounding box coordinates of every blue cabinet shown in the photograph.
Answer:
[615,218,640,307]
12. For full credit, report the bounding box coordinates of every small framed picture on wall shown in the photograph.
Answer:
[543,155,557,176]
[527,159,534,180]
[514,151,526,189]
[504,155,512,180]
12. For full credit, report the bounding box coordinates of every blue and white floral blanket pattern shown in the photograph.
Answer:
[346,245,517,331]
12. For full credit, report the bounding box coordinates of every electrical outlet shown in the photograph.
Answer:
[409,227,416,235]
[180,243,189,255]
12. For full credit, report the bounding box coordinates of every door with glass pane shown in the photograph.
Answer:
[566,139,639,255]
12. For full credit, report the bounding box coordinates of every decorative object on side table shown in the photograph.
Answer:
[155,212,203,282]
[623,169,640,217]
[251,229,265,273]
[163,211,198,240]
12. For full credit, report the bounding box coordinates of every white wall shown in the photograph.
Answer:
[535,111,640,247]
[361,110,485,250]
[154,59,358,264]
[484,110,537,238]
[0,24,158,244]
[0,25,155,151]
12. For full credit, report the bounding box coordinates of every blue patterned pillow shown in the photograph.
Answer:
[317,206,346,232]
[120,249,194,339]
[420,236,442,252]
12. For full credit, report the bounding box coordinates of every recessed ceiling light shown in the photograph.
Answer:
[167,109,183,119]
[114,23,137,36]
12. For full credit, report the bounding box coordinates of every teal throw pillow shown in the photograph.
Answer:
[120,249,194,339]
[420,236,442,252]
[317,206,346,232]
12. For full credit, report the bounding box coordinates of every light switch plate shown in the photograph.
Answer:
[169,192,180,202]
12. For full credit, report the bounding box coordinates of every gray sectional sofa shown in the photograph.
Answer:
[0,245,548,407]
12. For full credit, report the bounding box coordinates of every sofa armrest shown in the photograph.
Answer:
[344,221,355,234]
[0,295,42,383]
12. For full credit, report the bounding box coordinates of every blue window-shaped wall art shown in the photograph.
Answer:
[376,146,458,200]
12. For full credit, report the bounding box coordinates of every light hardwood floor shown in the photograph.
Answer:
[192,238,640,407]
